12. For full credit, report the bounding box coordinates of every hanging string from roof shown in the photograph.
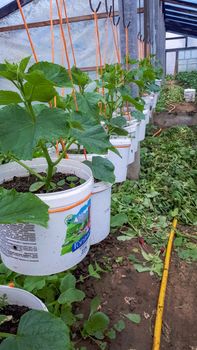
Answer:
[50,0,55,63]
[16,0,38,63]
[110,0,121,64]
[55,0,78,111]
[62,0,77,66]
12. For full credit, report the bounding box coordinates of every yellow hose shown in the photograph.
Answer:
[152,218,178,350]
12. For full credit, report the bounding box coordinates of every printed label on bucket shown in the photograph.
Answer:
[0,224,38,262]
[61,199,91,256]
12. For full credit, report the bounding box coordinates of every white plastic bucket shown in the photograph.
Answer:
[184,89,196,102]
[90,182,112,245]
[62,156,112,245]
[142,95,154,109]
[138,119,146,142]
[0,285,47,311]
[144,108,150,125]
[68,153,107,162]
[152,92,159,109]
[124,124,138,164]
[0,159,94,276]
[107,137,131,183]
[155,79,162,87]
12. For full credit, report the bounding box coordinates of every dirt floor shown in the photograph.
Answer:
[153,102,197,129]
[76,229,197,350]
[169,102,197,114]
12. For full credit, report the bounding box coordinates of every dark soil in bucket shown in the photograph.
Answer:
[2,173,83,194]
[0,304,29,341]
[74,230,197,350]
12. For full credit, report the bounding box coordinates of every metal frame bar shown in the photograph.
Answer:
[164,4,197,15]
[0,7,144,33]
[166,26,197,37]
[0,11,119,32]
[165,11,197,21]
[166,17,197,26]
[166,45,197,52]
[162,0,197,9]
[0,0,33,19]
[166,35,186,40]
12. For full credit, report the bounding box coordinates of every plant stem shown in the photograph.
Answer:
[0,332,13,338]
[18,80,36,123]
[52,139,75,167]
[40,144,54,190]
[11,157,44,181]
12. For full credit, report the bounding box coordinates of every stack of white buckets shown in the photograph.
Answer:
[0,87,161,277]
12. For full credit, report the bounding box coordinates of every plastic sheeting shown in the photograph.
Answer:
[0,0,118,89]
[0,0,119,89]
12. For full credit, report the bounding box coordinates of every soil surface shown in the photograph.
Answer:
[2,173,82,193]
[169,102,197,114]
[75,230,197,350]
[153,112,197,129]
[0,304,29,340]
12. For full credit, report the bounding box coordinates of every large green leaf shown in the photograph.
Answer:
[122,95,144,111]
[28,61,72,87]
[24,70,54,86]
[0,310,70,350]
[68,112,112,154]
[71,124,111,155]
[0,64,17,81]
[0,188,49,227]
[23,276,46,292]
[71,66,90,88]
[110,116,127,128]
[23,82,57,102]
[84,156,115,183]
[111,213,128,228]
[124,313,141,324]
[75,92,102,119]
[60,273,76,292]
[84,312,110,336]
[0,105,70,159]
[58,288,85,304]
[77,125,111,154]
[0,91,22,105]
[19,56,31,73]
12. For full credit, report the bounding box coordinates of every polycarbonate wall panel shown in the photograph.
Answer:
[178,49,197,72]
[166,51,176,74]
[166,38,186,49]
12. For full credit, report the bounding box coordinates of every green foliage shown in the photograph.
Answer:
[0,310,71,350]
[129,250,163,277]
[124,313,141,324]
[133,55,162,96]
[84,157,115,184]
[0,263,126,349]
[99,63,144,129]
[111,126,197,270]
[0,57,115,227]
[0,295,8,310]
[174,236,197,262]
[0,188,49,227]
[176,71,197,91]
[111,213,128,228]
[156,84,184,112]
[82,296,125,348]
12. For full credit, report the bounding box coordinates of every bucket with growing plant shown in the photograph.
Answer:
[0,58,115,275]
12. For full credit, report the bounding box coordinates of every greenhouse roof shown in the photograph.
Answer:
[163,0,197,37]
